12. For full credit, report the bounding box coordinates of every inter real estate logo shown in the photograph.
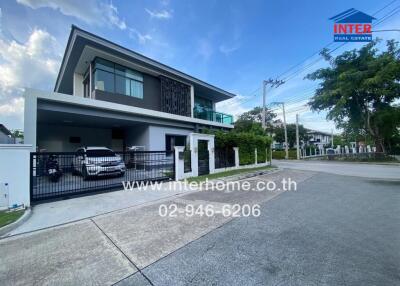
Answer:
[330,8,375,42]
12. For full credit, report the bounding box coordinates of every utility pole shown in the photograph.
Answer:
[262,79,285,130]
[270,101,288,159]
[282,103,288,159]
[262,80,267,130]
[296,113,300,160]
[331,129,334,148]
[262,79,285,165]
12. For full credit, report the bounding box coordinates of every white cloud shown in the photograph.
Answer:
[16,0,127,30]
[145,8,172,19]
[0,97,24,116]
[219,44,240,55]
[0,28,61,127]
[216,95,249,120]
[0,29,60,91]
[129,28,152,45]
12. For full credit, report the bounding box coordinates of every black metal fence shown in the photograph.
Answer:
[183,149,192,173]
[30,150,175,202]
[215,148,235,169]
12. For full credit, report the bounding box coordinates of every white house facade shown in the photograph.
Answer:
[24,26,235,152]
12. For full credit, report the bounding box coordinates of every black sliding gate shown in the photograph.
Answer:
[30,151,175,202]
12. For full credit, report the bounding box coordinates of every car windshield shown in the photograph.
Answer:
[86,149,116,157]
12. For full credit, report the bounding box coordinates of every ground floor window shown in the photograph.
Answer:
[165,135,186,151]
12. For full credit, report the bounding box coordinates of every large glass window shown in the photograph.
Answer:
[93,57,143,99]
[131,80,143,99]
[194,97,213,112]
[115,75,130,96]
[95,69,114,92]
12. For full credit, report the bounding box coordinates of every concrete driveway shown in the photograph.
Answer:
[274,159,400,179]
[1,169,399,285]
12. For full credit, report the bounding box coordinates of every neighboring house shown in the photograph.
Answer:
[307,130,332,148]
[0,124,15,144]
[24,26,235,152]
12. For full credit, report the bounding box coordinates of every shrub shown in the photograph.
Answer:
[272,149,297,159]
[213,130,272,165]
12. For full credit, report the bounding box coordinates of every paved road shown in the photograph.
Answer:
[131,173,400,286]
[274,159,400,179]
[1,169,399,285]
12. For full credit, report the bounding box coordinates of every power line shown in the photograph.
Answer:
[222,0,400,111]
[266,3,400,108]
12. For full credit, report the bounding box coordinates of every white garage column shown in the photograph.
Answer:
[0,145,32,208]
[23,91,37,152]
[189,133,215,177]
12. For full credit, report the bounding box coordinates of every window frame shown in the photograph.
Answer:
[92,57,144,99]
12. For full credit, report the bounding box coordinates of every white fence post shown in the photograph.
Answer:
[254,148,258,165]
[208,140,215,174]
[233,147,239,168]
[174,146,185,181]
[265,148,268,163]
[0,145,32,208]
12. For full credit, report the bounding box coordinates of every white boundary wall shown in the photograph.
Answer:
[175,141,271,180]
[0,145,31,208]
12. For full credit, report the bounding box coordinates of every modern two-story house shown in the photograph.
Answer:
[307,130,332,148]
[24,26,235,152]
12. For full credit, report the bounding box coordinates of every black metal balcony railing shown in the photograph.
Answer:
[193,108,234,125]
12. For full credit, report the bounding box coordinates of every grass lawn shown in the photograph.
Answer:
[187,165,275,183]
[0,210,25,228]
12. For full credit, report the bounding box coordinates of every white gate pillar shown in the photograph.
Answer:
[174,146,185,181]
[208,138,215,174]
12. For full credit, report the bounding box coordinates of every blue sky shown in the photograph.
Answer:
[0,0,399,132]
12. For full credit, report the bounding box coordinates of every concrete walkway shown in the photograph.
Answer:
[6,181,195,236]
[8,168,279,236]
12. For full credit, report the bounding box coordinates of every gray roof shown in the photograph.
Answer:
[55,25,236,102]
[307,130,331,136]
[0,124,12,136]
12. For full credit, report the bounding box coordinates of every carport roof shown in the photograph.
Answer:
[55,25,236,102]
[28,88,233,129]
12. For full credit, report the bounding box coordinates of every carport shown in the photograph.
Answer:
[34,96,195,152]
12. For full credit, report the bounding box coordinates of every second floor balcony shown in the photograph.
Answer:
[193,108,234,125]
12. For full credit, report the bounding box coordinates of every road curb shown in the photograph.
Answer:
[215,167,281,183]
[0,208,32,238]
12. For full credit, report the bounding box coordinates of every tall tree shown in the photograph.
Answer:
[273,124,309,148]
[234,106,277,135]
[306,40,400,152]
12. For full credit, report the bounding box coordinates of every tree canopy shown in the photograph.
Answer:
[306,40,400,152]
[234,106,276,134]
[273,124,309,148]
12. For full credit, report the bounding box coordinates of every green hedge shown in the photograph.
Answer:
[272,149,297,159]
[212,131,272,165]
